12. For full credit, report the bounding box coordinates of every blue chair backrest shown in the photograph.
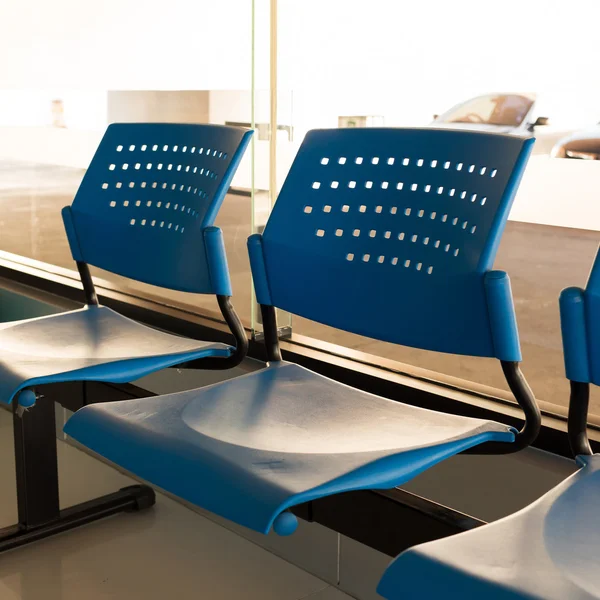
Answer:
[250,128,533,359]
[63,123,252,294]
[560,246,600,384]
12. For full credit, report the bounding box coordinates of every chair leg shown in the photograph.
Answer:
[0,397,155,554]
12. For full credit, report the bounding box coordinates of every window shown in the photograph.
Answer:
[0,0,265,326]
[1,0,600,416]
[273,0,600,412]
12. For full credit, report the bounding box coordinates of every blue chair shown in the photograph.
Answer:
[376,247,600,600]
[0,123,252,555]
[0,123,253,410]
[64,127,540,537]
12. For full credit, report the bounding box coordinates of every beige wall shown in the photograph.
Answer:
[107,91,210,124]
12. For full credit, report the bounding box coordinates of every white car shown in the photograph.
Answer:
[432,93,575,154]
[551,124,600,160]
[432,93,546,134]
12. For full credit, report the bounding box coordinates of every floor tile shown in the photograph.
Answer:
[0,409,332,600]
[304,585,355,599]
[338,535,390,600]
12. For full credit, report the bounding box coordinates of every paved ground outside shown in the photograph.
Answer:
[1,160,598,412]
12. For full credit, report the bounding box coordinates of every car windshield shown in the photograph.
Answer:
[440,94,534,127]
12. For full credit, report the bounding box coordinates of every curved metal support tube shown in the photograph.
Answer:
[259,304,282,362]
[568,380,593,457]
[196,295,248,370]
[76,261,99,306]
[468,361,541,455]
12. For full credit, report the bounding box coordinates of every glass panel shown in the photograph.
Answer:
[276,0,600,410]
[0,0,258,325]
[250,0,292,337]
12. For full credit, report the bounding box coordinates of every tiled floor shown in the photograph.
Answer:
[0,408,352,600]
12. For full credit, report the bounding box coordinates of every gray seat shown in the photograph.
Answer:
[0,123,253,408]
[0,306,228,404]
[65,361,514,534]
[378,454,600,600]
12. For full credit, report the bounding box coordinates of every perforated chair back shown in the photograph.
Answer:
[63,123,252,294]
[560,245,600,385]
[251,128,533,359]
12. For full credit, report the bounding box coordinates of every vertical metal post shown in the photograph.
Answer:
[13,399,61,528]
[269,0,278,208]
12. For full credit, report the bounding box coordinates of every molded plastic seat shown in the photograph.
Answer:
[378,454,600,600]
[377,249,600,599]
[65,361,513,534]
[0,306,228,405]
[0,123,252,406]
[66,127,539,537]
